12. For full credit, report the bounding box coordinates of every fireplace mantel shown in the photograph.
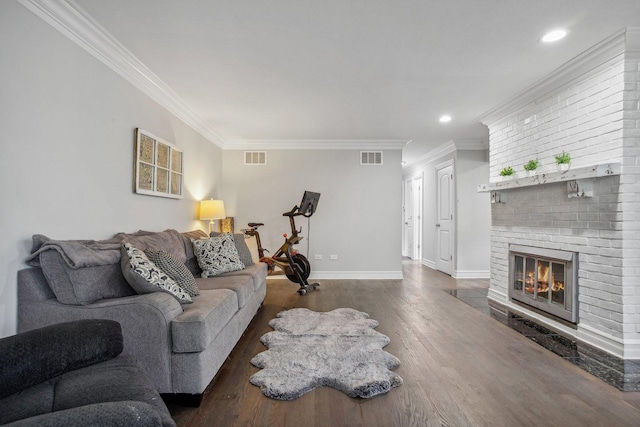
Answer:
[477,163,621,193]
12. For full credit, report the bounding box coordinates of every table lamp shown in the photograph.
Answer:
[200,199,226,234]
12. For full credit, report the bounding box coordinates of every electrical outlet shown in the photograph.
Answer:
[330,254,338,260]
[314,254,323,260]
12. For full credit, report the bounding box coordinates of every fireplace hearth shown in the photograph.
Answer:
[509,245,578,323]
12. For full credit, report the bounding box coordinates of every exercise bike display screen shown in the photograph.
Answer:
[299,191,321,216]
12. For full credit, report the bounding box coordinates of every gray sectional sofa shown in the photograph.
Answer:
[17,229,267,401]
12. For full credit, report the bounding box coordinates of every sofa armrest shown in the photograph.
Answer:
[0,319,122,399]
[17,292,183,393]
[2,401,170,427]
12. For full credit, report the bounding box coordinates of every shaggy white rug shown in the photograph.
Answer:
[250,308,403,400]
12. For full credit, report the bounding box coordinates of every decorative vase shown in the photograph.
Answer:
[557,163,569,171]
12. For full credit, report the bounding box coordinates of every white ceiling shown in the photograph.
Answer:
[72,0,640,165]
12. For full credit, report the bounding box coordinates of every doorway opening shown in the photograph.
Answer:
[403,175,423,261]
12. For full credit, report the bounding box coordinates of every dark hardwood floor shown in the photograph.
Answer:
[168,261,640,426]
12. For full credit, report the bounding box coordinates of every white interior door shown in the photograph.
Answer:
[403,180,414,258]
[436,163,454,275]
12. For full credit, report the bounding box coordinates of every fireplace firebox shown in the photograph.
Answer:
[509,245,578,323]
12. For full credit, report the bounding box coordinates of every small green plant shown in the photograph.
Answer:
[499,166,514,176]
[523,159,539,171]
[555,151,571,164]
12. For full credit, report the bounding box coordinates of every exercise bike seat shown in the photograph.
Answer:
[248,222,264,228]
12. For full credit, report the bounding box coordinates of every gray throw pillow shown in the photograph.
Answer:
[210,232,254,266]
[120,243,192,304]
[192,234,245,278]
[145,249,199,297]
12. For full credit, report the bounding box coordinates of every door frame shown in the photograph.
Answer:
[412,174,423,261]
[435,159,455,274]
[402,178,413,258]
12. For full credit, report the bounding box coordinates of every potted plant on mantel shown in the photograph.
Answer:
[499,166,514,180]
[523,159,539,176]
[555,151,571,171]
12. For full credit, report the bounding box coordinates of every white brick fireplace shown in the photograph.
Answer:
[479,28,640,359]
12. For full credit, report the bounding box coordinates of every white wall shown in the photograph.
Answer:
[221,149,403,277]
[456,150,491,275]
[403,146,491,278]
[0,2,223,337]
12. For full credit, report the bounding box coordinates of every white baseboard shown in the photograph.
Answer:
[308,271,404,280]
[452,270,490,279]
[487,288,507,303]
[577,324,626,359]
[421,259,436,269]
[267,271,404,280]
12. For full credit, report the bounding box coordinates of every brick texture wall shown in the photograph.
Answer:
[486,32,640,357]
[621,49,640,349]
[490,177,624,339]
[489,57,625,180]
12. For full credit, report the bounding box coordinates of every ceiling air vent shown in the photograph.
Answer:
[360,151,383,165]
[244,151,267,165]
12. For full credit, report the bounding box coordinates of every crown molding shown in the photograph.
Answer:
[477,27,637,126]
[453,140,489,150]
[403,141,456,173]
[18,0,227,148]
[403,139,487,173]
[626,27,640,51]
[223,139,409,150]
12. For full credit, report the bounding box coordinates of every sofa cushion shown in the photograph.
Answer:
[0,319,123,400]
[196,275,255,309]
[0,380,53,424]
[191,235,245,278]
[145,250,199,297]
[121,244,191,304]
[210,232,254,266]
[39,250,134,305]
[0,356,172,426]
[52,355,174,427]
[171,289,238,353]
[5,401,165,427]
[215,263,268,292]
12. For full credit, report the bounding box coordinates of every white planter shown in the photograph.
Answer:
[557,163,570,171]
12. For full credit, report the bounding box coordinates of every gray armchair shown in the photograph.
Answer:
[0,319,175,426]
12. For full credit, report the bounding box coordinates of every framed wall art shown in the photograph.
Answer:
[134,128,183,199]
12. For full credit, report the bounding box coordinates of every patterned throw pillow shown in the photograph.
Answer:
[210,232,254,266]
[145,249,199,297]
[191,234,245,278]
[120,243,192,304]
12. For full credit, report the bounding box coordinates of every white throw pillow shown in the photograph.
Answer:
[191,234,245,278]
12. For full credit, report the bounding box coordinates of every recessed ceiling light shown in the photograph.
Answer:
[542,29,568,43]
[439,115,452,123]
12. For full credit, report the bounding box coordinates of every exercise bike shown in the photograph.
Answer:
[244,191,320,295]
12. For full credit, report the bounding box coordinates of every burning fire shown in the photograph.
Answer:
[524,264,564,294]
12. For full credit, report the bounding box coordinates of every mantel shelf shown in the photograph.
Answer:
[477,163,621,193]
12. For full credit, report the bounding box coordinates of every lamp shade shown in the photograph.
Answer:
[200,199,226,220]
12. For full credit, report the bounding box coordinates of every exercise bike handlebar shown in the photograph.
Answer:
[282,205,314,218]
